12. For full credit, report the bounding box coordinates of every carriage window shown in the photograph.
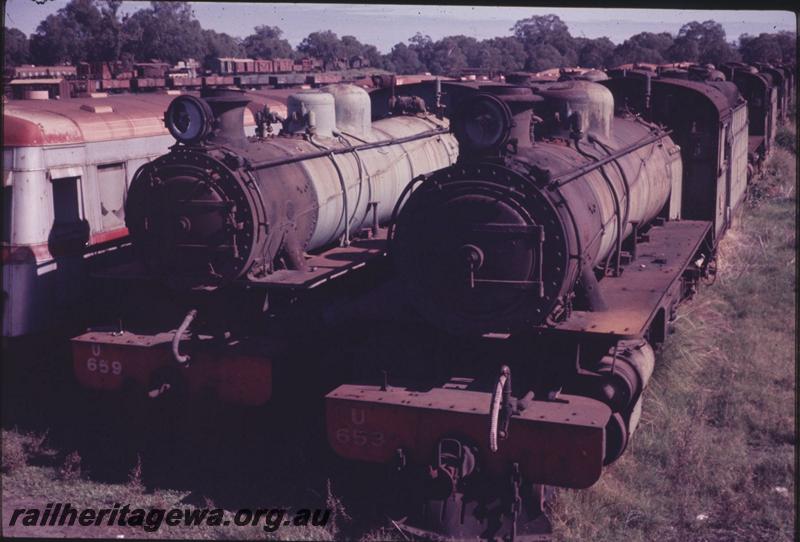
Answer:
[97,162,126,230]
[2,187,11,243]
[52,176,82,225]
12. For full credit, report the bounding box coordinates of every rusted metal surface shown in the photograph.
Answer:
[721,65,774,143]
[749,135,766,155]
[3,94,176,146]
[246,229,388,289]
[1,229,129,265]
[71,330,273,406]
[551,220,710,337]
[392,83,681,334]
[326,384,610,488]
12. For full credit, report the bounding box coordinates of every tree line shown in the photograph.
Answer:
[4,1,796,75]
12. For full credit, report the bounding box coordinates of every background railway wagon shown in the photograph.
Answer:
[78,61,113,80]
[234,73,272,87]
[94,79,132,92]
[720,63,778,161]
[134,62,169,79]
[753,62,793,121]
[254,59,274,74]
[13,66,55,78]
[269,73,310,87]
[167,74,204,89]
[272,58,294,73]
[780,63,796,110]
[201,74,234,87]
[209,57,236,75]
[7,78,72,100]
[14,65,78,79]
[2,91,286,338]
[130,77,166,91]
[233,59,255,74]
[601,73,749,241]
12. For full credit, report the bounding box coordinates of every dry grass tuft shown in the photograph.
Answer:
[128,453,145,492]
[750,122,797,204]
[324,478,352,539]
[2,429,56,473]
[2,430,29,473]
[58,450,83,482]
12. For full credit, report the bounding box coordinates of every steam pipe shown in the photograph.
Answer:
[246,127,449,171]
[554,130,671,187]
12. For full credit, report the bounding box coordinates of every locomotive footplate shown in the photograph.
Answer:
[71,330,272,406]
[245,228,389,290]
[550,219,712,338]
[91,229,389,291]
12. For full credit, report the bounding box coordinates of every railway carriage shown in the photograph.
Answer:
[3,94,178,338]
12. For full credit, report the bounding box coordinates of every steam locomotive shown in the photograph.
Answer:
[1,91,290,340]
[325,73,749,539]
[69,63,786,539]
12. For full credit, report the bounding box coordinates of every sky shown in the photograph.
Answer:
[3,1,797,54]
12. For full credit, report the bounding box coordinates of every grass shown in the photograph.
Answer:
[1,429,335,540]
[549,126,797,541]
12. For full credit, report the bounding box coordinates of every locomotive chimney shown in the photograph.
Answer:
[452,85,541,155]
[481,85,539,148]
[201,88,250,148]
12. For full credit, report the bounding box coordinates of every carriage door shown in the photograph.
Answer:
[50,173,89,316]
[769,88,778,146]
[715,124,727,239]
[723,122,733,228]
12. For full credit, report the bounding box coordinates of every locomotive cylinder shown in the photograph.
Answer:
[126,86,459,285]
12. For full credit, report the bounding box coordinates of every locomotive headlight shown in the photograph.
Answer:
[164,95,214,144]
[453,93,513,152]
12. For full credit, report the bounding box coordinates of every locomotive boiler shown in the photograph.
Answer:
[71,84,458,403]
[391,83,682,334]
[125,86,458,288]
